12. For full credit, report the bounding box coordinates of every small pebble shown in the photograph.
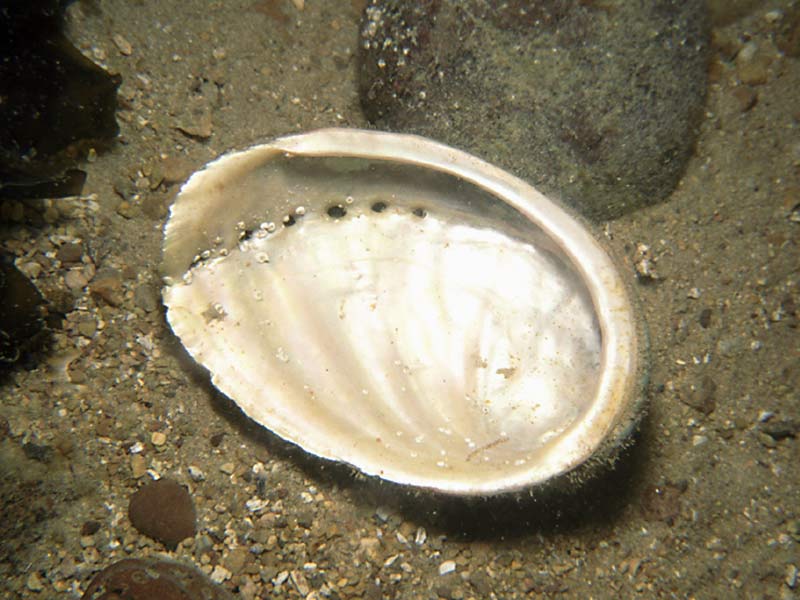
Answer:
[26,572,44,592]
[246,498,268,513]
[759,419,800,441]
[415,527,427,545]
[787,564,798,589]
[130,454,147,478]
[112,33,133,56]
[77,319,97,339]
[116,200,139,219]
[439,560,457,576]
[23,442,53,463]
[737,50,772,86]
[64,269,89,291]
[56,242,83,264]
[90,270,124,306]
[175,97,213,139]
[730,86,758,112]
[291,570,310,596]
[134,284,159,312]
[680,375,717,415]
[756,432,777,448]
[17,261,42,279]
[151,431,167,446]
[188,465,206,481]
[223,547,249,575]
[210,565,232,584]
[81,520,101,536]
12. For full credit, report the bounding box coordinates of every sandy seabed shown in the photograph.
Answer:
[1,1,798,598]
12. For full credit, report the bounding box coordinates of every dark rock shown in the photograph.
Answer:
[22,441,54,463]
[358,0,710,220]
[81,520,102,536]
[56,242,84,265]
[758,419,800,441]
[133,283,159,313]
[0,0,119,181]
[81,557,234,600]
[44,286,75,316]
[0,257,46,366]
[0,168,86,200]
[128,478,196,549]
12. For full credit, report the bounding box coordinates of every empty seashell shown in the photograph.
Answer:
[162,129,646,495]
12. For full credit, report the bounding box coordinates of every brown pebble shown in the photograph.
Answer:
[77,318,97,338]
[175,98,213,139]
[56,242,84,265]
[223,547,250,575]
[112,33,133,56]
[698,308,713,329]
[95,416,113,438]
[81,557,234,600]
[65,269,90,292]
[81,520,102,536]
[67,366,87,384]
[89,269,124,306]
[128,478,196,549]
[730,86,757,112]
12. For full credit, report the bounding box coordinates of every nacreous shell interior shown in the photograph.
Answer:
[162,129,639,495]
